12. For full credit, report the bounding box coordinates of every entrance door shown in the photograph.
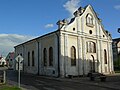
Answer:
[90,55,95,72]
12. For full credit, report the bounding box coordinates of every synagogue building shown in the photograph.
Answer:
[14,5,114,77]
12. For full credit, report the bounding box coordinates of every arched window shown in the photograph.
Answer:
[71,46,76,66]
[28,52,30,66]
[86,14,94,27]
[49,47,53,66]
[20,53,22,56]
[43,48,47,66]
[32,51,35,66]
[87,41,96,53]
[104,49,107,64]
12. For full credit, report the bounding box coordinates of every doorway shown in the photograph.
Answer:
[90,55,95,72]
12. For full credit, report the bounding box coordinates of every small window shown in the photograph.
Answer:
[20,53,22,56]
[73,28,75,31]
[89,30,92,34]
[103,35,105,37]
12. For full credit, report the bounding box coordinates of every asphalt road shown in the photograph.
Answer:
[6,70,117,90]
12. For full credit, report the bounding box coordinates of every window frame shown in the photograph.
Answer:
[86,13,94,27]
[87,41,96,53]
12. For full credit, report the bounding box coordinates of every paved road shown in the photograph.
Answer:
[6,70,119,90]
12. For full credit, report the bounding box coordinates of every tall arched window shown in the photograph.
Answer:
[43,48,47,66]
[104,49,107,64]
[71,46,76,66]
[32,51,35,66]
[28,52,30,66]
[87,41,96,53]
[86,13,94,27]
[49,47,53,66]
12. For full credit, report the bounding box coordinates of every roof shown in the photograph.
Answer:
[14,30,59,48]
[113,38,120,41]
[113,38,120,43]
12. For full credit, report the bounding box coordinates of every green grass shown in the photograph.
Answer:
[115,70,120,73]
[0,85,21,90]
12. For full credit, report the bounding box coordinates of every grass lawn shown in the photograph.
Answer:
[0,85,21,90]
[115,70,120,73]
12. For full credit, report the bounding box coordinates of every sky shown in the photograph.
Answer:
[0,0,120,56]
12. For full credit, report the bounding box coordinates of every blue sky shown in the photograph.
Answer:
[0,0,120,56]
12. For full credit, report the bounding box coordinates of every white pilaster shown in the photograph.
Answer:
[77,36,83,75]
[38,42,42,75]
[64,34,68,76]
[54,35,58,76]
[97,40,101,73]
[110,43,114,72]
[100,40,104,73]
[82,37,86,75]
[59,33,65,77]
[107,41,110,73]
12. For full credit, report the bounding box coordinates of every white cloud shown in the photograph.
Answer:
[63,0,80,17]
[45,24,54,28]
[114,5,120,10]
[0,34,35,57]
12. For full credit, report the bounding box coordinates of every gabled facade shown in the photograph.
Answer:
[14,5,114,77]
[6,52,15,69]
[0,56,6,66]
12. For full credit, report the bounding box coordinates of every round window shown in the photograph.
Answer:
[73,28,75,31]
[89,30,92,34]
